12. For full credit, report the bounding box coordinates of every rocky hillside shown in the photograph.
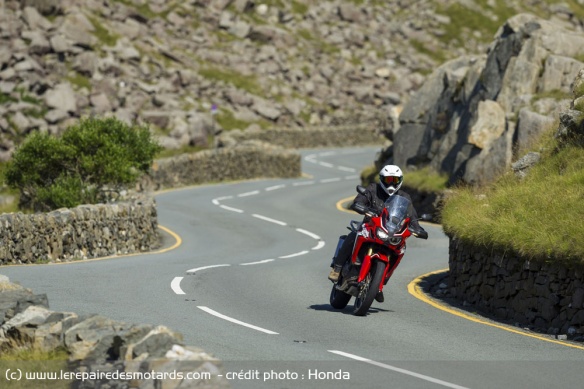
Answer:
[1,0,584,162]
[390,13,584,185]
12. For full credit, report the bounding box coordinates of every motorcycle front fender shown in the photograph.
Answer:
[357,252,389,283]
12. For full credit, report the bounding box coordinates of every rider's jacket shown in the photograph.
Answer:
[350,183,421,229]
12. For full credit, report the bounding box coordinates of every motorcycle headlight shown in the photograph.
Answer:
[389,237,402,245]
[376,228,389,241]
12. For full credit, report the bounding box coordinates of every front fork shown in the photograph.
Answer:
[357,247,393,287]
[357,247,404,290]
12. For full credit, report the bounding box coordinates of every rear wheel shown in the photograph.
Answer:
[352,261,385,316]
[330,284,351,309]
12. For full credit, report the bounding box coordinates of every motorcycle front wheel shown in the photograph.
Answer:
[330,284,351,309]
[352,261,385,316]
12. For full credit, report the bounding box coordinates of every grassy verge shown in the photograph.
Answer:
[441,132,584,266]
[0,347,70,389]
[404,167,449,192]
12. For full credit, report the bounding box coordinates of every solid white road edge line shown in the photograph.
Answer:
[187,264,231,274]
[198,306,279,335]
[252,214,287,226]
[279,251,309,259]
[240,259,275,266]
[296,228,321,240]
[328,350,470,389]
[171,277,185,295]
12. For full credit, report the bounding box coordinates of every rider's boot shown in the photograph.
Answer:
[375,291,384,303]
[328,265,342,282]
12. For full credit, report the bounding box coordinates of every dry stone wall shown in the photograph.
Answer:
[218,124,385,149]
[143,141,302,191]
[446,238,584,338]
[0,197,159,265]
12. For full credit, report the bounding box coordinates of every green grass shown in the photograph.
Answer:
[156,142,212,159]
[291,1,308,14]
[410,39,448,66]
[198,67,264,96]
[66,73,92,91]
[0,347,70,388]
[404,167,449,192]
[214,109,252,131]
[435,0,516,46]
[88,16,119,47]
[441,131,584,266]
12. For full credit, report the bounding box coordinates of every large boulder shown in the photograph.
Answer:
[393,14,584,184]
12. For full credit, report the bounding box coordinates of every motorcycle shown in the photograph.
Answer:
[329,185,428,316]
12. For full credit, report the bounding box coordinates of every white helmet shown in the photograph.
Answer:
[379,165,403,196]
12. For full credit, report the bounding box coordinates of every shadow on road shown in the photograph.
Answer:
[308,304,393,315]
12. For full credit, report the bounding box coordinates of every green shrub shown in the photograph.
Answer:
[5,117,162,212]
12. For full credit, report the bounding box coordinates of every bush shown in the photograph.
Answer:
[5,117,162,212]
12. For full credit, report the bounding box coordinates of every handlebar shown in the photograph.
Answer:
[351,202,377,218]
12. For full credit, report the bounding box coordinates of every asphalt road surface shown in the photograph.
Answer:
[3,146,584,389]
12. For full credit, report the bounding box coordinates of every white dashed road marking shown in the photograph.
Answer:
[171,277,185,295]
[198,306,279,335]
[240,259,275,266]
[296,228,321,240]
[187,264,231,274]
[220,205,244,213]
[328,350,470,389]
[279,251,310,259]
[312,241,326,250]
[252,214,287,226]
[265,184,286,191]
[238,190,260,197]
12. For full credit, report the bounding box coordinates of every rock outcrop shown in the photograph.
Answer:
[0,276,228,388]
[391,14,584,185]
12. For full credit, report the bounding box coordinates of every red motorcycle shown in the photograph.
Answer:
[330,186,428,316]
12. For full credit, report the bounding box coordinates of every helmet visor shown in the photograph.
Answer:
[381,175,402,186]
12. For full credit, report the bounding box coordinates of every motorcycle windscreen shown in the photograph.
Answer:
[382,195,413,234]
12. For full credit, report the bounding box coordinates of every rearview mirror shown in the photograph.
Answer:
[420,213,433,222]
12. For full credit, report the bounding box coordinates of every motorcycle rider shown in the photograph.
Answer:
[328,164,428,302]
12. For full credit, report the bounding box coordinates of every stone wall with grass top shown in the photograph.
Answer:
[443,69,584,341]
[0,197,159,265]
[446,238,584,340]
[141,140,302,191]
[217,124,385,149]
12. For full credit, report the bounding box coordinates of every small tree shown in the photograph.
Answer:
[5,117,162,212]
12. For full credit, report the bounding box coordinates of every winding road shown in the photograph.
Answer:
[3,146,584,389]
